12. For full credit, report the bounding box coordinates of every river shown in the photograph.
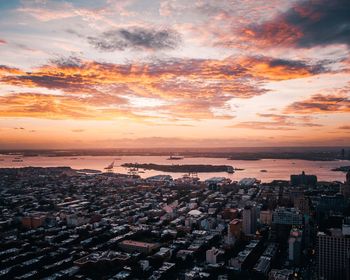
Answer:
[0,155,349,182]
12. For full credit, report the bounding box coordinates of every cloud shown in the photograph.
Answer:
[17,0,76,21]
[0,65,24,77]
[0,55,328,121]
[285,93,350,114]
[0,92,135,120]
[237,56,326,80]
[0,39,6,45]
[339,125,350,130]
[72,129,85,132]
[87,27,181,51]
[244,0,350,49]
[230,113,322,130]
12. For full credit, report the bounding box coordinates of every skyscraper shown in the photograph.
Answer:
[341,171,350,199]
[317,222,350,280]
[242,205,257,235]
[288,228,303,266]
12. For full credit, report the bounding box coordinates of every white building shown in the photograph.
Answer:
[206,247,223,264]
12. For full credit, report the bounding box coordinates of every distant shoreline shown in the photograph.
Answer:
[1,149,349,162]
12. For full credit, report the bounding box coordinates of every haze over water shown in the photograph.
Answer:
[1,155,349,183]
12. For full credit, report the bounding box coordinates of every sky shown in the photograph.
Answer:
[0,0,349,149]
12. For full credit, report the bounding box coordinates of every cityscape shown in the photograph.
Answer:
[1,0,350,280]
[0,159,350,279]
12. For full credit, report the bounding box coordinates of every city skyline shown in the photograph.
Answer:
[0,0,349,148]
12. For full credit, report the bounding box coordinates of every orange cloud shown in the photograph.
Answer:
[285,93,350,114]
[0,65,24,78]
[0,56,327,121]
[0,92,141,120]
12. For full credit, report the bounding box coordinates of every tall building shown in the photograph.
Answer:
[272,207,303,226]
[317,194,347,219]
[242,205,257,235]
[288,228,303,266]
[317,222,350,280]
[294,195,310,215]
[290,171,317,187]
[341,171,350,199]
[229,218,242,238]
[260,210,272,225]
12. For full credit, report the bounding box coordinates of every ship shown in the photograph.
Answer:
[127,166,139,176]
[167,154,184,160]
[104,161,115,170]
[12,159,23,162]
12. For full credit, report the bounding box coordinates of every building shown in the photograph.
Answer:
[288,228,303,266]
[74,250,131,268]
[290,171,317,187]
[222,208,238,220]
[206,247,224,264]
[272,207,303,226]
[317,194,348,216]
[239,178,258,187]
[21,214,46,229]
[294,195,310,215]
[317,224,350,280]
[242,205,257,235]
[229,219,242,239]
[269,269,295,280]
[341,171,350,199]
[260,210,272,225]
[119,240,159,254]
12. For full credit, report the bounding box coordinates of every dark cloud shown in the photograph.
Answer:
[268,58,325,74]
[49,56,83,68]
[246,0,350,48]
[0,39,7,45]
[87,27,181,52]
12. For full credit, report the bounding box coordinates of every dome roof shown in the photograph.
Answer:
[188,209,202,216]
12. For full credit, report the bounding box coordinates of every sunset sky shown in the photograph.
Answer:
[0,0,349,149]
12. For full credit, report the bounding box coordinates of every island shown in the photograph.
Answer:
[332,166,350,172]
[121,163,235,173]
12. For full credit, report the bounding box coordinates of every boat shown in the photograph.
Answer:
[12,159,23,162]
[104,161,115,170]
[260,169,268,172]
[167,155,184,160]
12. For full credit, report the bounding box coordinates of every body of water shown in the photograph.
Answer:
[0,155,349,183]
